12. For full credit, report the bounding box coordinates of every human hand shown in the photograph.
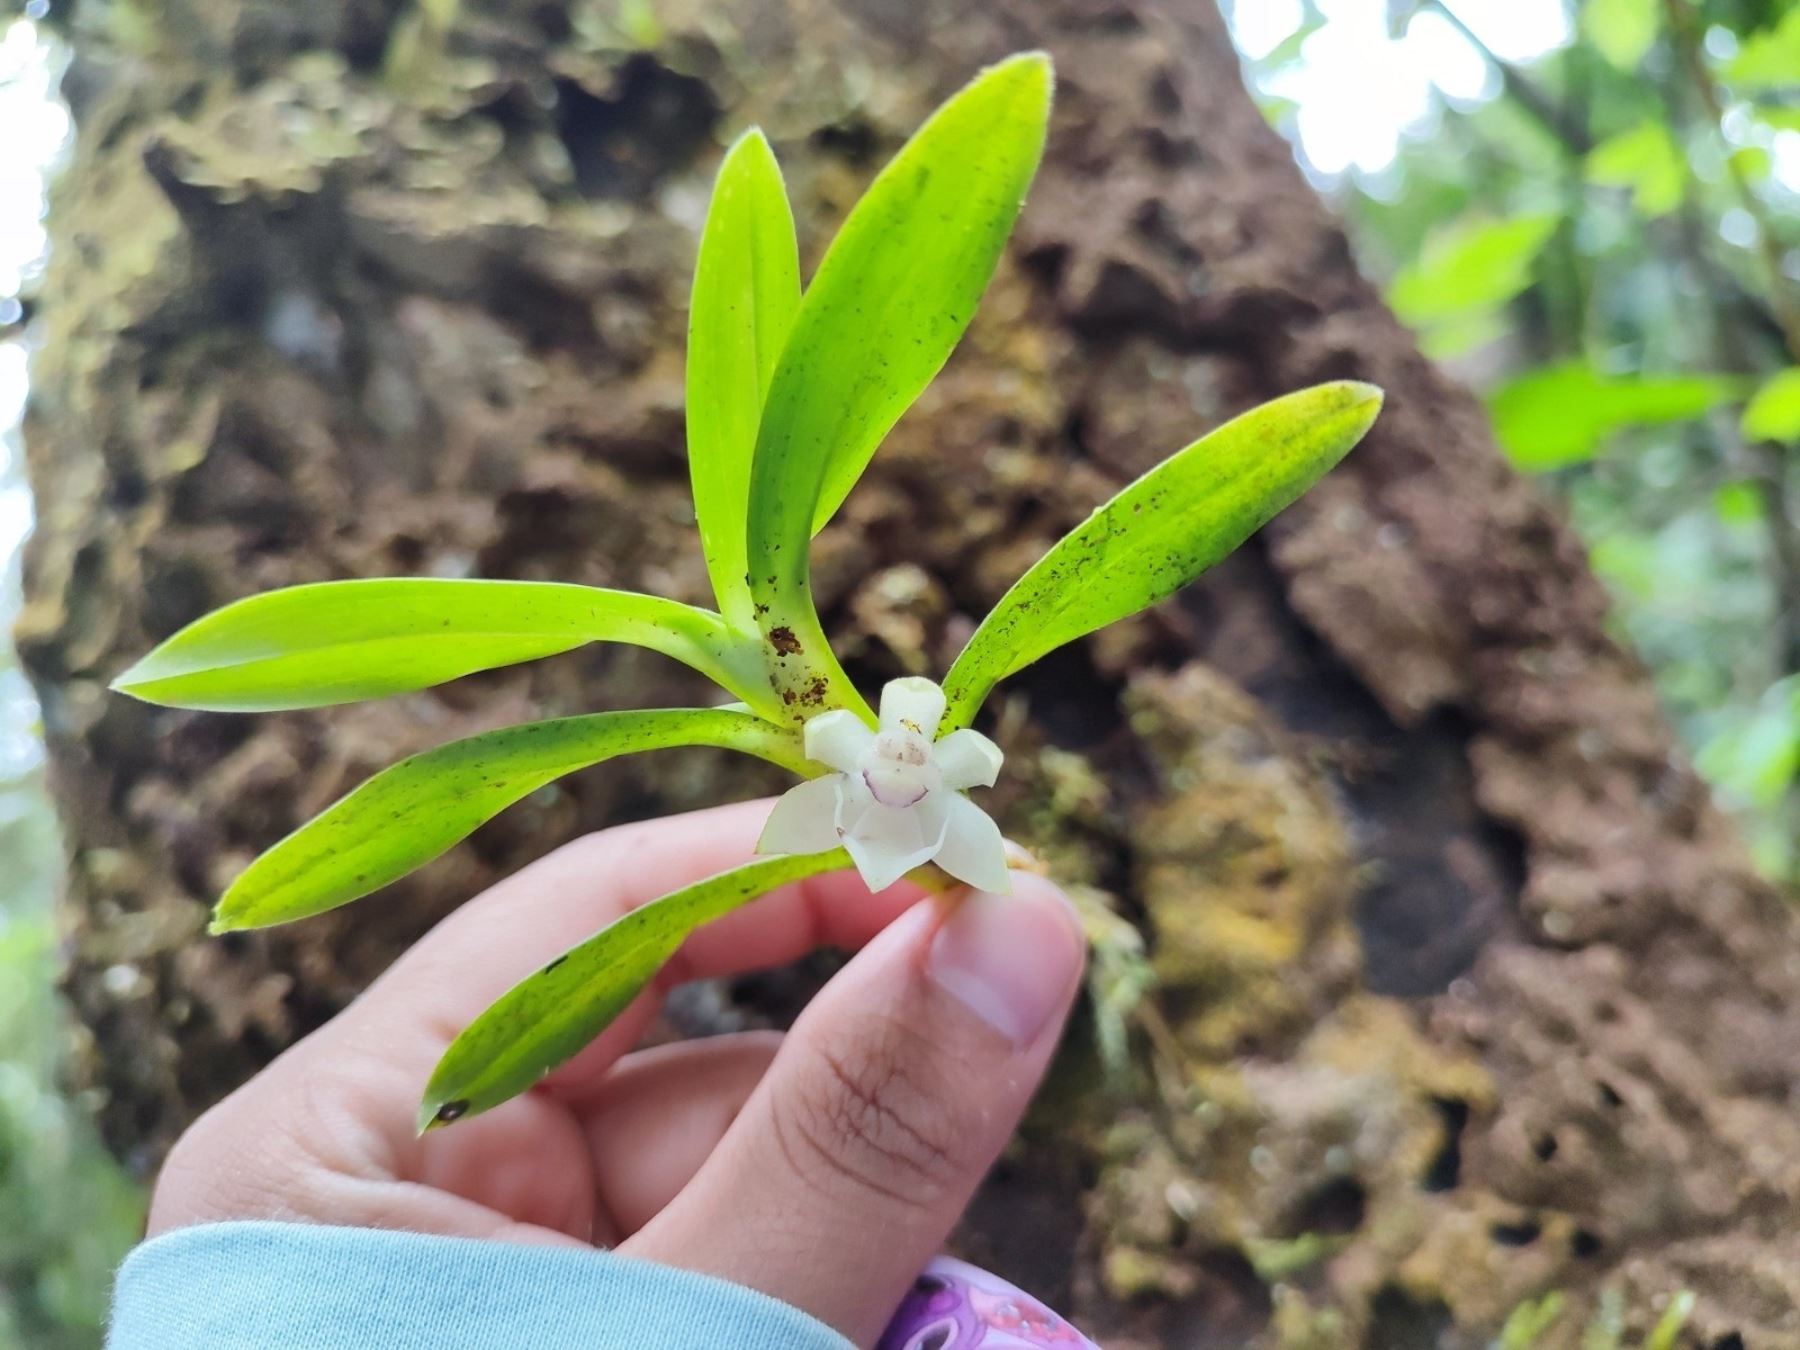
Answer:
[149,798,1086,1347]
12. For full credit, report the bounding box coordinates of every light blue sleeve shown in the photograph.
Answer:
[108,1221,857,1350]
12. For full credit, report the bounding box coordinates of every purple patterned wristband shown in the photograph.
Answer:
[877,1256,1101,1349]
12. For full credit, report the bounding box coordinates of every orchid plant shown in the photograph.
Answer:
[113,52,1382,1130]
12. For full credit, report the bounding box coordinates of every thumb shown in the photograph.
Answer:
[624,873,1085,1346]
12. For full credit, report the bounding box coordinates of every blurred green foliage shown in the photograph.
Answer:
[0,741,142,1349]
[1245,0,1800,879]
[0,19,142,1346]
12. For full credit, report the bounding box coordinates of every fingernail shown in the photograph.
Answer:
[925,878,1084,1046]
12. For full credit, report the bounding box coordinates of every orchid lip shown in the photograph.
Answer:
[863,768,929,808]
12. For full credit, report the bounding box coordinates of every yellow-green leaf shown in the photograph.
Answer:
[1388,212,1557,330]
[419,849,852,1128]
[942,382,1382,729]
[112,578,770,715]
[1587,122,1686,217]
[745,52,1053,719]
[213,709,809,931]
[687,130,801,633]
[1489,362,1741,471]
[1581,0,1659,69]
[1726,10,1800,92]
[1643,1291,1696,1350]
[1742,368,1800,443]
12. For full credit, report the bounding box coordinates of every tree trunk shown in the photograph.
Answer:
[22,1,1800,1345]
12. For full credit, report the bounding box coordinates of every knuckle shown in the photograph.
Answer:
[773,1013,967,1211]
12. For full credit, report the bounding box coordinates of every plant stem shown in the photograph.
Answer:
[1660,0,1800,674]
[1426,0,1593,153]
[1662,0,1800,364]
[1666,146,1800,678]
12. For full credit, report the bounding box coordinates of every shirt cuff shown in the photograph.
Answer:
[108,1220,856,1350]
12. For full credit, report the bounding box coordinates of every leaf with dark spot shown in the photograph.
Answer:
[419,850,853,1129]
[941,381,1383,729]
[212,709,812,930]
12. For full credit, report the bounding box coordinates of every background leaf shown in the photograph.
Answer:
[113,578,771,714]
[1586,123,1686,217]
[1489,362,1741,471]
[687,130,801,633]
[1724,9,1800,91]
[745,53,1052,719]
[1581,0,1659,69]
[942,381,1382,729]
[1387,212,1558,342]
[1742,368,1800,444]
[419,848,852,1127]
[213,709,810,930]
[1642,1291,1697,1350]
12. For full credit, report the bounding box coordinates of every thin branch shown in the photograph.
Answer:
[1663,0,1800,365]
[1665,116,1800,675]
[1425,0,1593,154]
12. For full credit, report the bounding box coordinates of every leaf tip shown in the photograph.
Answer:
[416,1094,472,1135]
[209,883,259,934]
[724,124,775,163]
[108,657,156,701]
[1328,380,1385,440]
[988,49,1054,107]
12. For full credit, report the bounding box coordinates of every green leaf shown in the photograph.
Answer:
[942,382,1382,729]
[1417,310,1508,362]
[1643,1291,1696,1350]
[1714,480,1764,526]
[1586,122,1686,216]
[1257,15,1325,72]
[687,129,801,633]
[212,709,810,931]
[1498,1292,1565,1350]
[1730,144,1773,183]
[1726,10,1800,92]
[746,52,1052,719]
[1742,367,1800,443]
[1387,212,1558,329]
[1698,693,1800,810]
[419,848,852,1128]
[1581,0,1658,69]
[1489,362,1740,471]
[113,578,772,715]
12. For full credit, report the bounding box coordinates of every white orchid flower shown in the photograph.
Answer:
[757,676,1009,894]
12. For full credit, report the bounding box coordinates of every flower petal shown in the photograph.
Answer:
[931,794,1012,894]
[843,796,948,892]
[756,776,846,856]
[878,676,947,740]
[835,769,875,827]
[934,728,1004,790]
[804,709,875,774]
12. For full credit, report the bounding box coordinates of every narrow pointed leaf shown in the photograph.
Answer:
[113,578,771,714]
[419,849,852,1129]
[746,52,1052,719]
[688,130,801,632]
[942,382,1383,729]
[212,709,811,931]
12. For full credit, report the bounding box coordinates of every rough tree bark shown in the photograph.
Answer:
[21,1,1800,1345]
